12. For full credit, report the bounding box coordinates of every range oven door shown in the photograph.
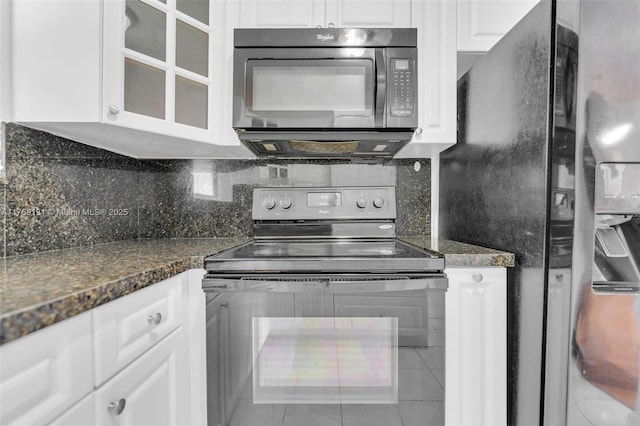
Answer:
[232,47,417,130]
[203,274,446,414]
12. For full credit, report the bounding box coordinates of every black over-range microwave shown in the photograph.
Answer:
[232,28,418,158]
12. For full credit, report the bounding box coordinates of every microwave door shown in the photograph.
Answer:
[233,48,378,129]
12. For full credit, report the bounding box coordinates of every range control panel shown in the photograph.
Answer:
[252,187,397,221]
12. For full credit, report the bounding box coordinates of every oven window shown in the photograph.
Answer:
[247,59,373,115]
[252,317,399,404]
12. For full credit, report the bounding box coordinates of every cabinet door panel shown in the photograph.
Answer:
[239,0,325,28]
[458,0,539,52]
[445,267,506,426]
[103,0,219,145]
[95,330,183,426]
[326,0,411,28]
[395,0,456,157]
[0,312,93,426]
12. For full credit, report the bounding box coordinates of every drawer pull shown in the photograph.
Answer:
[108,398,126,415]
[147,312,162,325]
[472,273,483,282]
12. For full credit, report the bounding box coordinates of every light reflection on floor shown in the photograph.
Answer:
[228,347,444,426]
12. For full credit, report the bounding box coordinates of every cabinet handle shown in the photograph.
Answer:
[556,273,564,282]
[108,398,126,416]
[147,312,162,325]
[415,127,423,135]
[221,303,229,308]
[327,22,335,28]
[108,105,120,115]
[316,24,322,28]
[472,272,483,282]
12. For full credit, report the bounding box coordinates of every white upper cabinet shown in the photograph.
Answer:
[239,0,326,28]
[10,0,252,159]
[239,0,411,28]
[457,0,540,52]
[0,0,10,124]
[326,0,411,28]
[394,0,457,158]
[103,0,213,140]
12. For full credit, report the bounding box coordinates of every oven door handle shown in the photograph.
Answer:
[203,276,448,294]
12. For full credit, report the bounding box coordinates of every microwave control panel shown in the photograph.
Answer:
[390,58,415,117]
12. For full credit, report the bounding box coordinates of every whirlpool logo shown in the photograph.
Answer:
[316,33,334,41]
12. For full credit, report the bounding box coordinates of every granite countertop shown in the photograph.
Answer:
[0,238,248,345]
[0,237,514,345]
[399,236,516,268]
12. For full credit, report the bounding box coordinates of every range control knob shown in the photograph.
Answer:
[356,197,368,209]
[263,198,276,210]
[279,197,292,209]
[373,197,385,208]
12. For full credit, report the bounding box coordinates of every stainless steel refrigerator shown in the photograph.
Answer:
[440,0,640,425]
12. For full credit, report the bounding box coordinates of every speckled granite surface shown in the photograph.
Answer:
[3,124,432,256]
[0,238,247,345]
[400,237,516,268]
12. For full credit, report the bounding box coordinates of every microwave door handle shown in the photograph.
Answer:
[375,48,386,127]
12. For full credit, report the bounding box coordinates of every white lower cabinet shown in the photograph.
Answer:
[95,330,186,425]
[445,266,507,426]
[0,312,94,426]
[0,271,206,426]
[49,393,95,426]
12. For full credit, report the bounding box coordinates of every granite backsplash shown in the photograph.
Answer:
[1,124,431,257]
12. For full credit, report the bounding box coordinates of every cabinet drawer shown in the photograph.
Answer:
[93,275,183,385]
[0,312,93,426]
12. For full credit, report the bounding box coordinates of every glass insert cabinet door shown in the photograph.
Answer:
[103,0,212,136]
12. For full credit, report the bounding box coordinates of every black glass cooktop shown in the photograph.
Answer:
[216,240,436,259]
[205,239,444,274]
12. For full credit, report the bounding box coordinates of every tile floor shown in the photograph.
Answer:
[228,347,445,426]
